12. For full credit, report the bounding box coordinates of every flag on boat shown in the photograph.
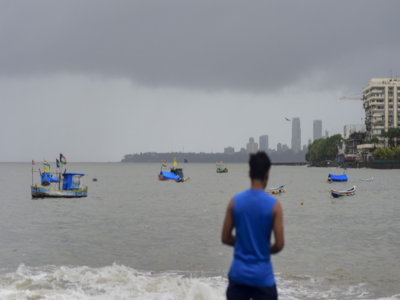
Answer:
[173,157,177,167]
[162,161,167,167]
[184,159,188,163]
[32,160,35,165]
[56,159,60,168]
[60,154,67,165]
[43,160,50,168]
[44,167,50,173]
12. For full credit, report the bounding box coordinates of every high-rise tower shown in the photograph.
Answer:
[313,120,322,141]
[291,118,301,152]
[259,135,268,152]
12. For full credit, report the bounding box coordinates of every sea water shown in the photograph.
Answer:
[0,162,399,299]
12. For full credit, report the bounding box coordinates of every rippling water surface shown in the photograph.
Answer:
[0,162,400,299]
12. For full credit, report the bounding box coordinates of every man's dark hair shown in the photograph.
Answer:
[249,151,271,180]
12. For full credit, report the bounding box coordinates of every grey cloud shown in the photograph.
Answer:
[1,1,400,92]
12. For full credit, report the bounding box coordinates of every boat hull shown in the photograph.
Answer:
[331,186,356,198]
[158,174,190,182]
[266,184,286,195]
[359,177,373,182]
[31,185,88,198]
[216,168,228,173]
[158,174,175,181]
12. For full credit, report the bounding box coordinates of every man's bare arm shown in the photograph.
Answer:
[221,198,235,247]
[270,200,284,254]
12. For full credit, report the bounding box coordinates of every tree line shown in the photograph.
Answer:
[121,149,308,164]
[305,134,343,163]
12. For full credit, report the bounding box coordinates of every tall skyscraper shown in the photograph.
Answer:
[313,120,322,141]
[259,135,268,151]
[246,137,258,154]
[291,117,301,152]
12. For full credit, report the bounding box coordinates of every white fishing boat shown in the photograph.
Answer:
[359,177,373,182]
[266,184,286,195]
[331,186,356,198]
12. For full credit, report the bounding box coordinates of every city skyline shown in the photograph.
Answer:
[225,117,335,154]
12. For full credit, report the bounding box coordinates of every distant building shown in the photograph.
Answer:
[224,147,235,154]
[303,144,307,151]
[282,144,289,152]
[246,137,258,154]
[348,132,367,154]
[344,124,366,139]
[308,138,312,145]
[313,120,322,141]
[363,77,400,146]
[239,147,246,153]
[325,130,329,138]
[259,135,268,152]
[277,143,282,152]
[291,117,301,152]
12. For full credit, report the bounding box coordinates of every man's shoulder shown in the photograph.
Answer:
[235,189,276,202]
[234,189,255,201]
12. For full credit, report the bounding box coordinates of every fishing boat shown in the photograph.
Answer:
[331,186,356,198]
[266,184,286,195]
[327,174,348,182]
[30,155,88,198]
[216,161,228,173]
[328,168,348,182]
[359,177,373,182]
[158,159,189,182]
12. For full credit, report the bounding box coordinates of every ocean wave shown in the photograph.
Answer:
[0,263,226,300]
[1,264,399,300]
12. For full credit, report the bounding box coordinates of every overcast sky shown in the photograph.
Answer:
[1,1,399,162]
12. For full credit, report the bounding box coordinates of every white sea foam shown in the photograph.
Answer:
[0,263,227,300]
[0,264,399,300]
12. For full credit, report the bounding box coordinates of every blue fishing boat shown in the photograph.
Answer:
[158,159,189,182]
[327,174,348,182]
[30,155,88,198]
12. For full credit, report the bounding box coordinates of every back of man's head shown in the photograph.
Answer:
[249,151,271,180]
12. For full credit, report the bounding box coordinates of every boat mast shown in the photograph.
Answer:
[59,154,62,190]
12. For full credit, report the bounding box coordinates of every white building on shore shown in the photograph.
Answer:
[363,77,400,146]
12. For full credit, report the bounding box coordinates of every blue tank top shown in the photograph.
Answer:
[228,189,277,287]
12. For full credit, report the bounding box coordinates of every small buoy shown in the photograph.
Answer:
[92,178,98,182]
[300,201,304,205]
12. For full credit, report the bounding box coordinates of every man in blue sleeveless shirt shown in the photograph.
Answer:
[222,152,284,300]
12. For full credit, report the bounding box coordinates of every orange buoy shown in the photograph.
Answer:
[300,201,304,205]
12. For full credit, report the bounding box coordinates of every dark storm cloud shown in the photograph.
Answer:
[1,1,399,92]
